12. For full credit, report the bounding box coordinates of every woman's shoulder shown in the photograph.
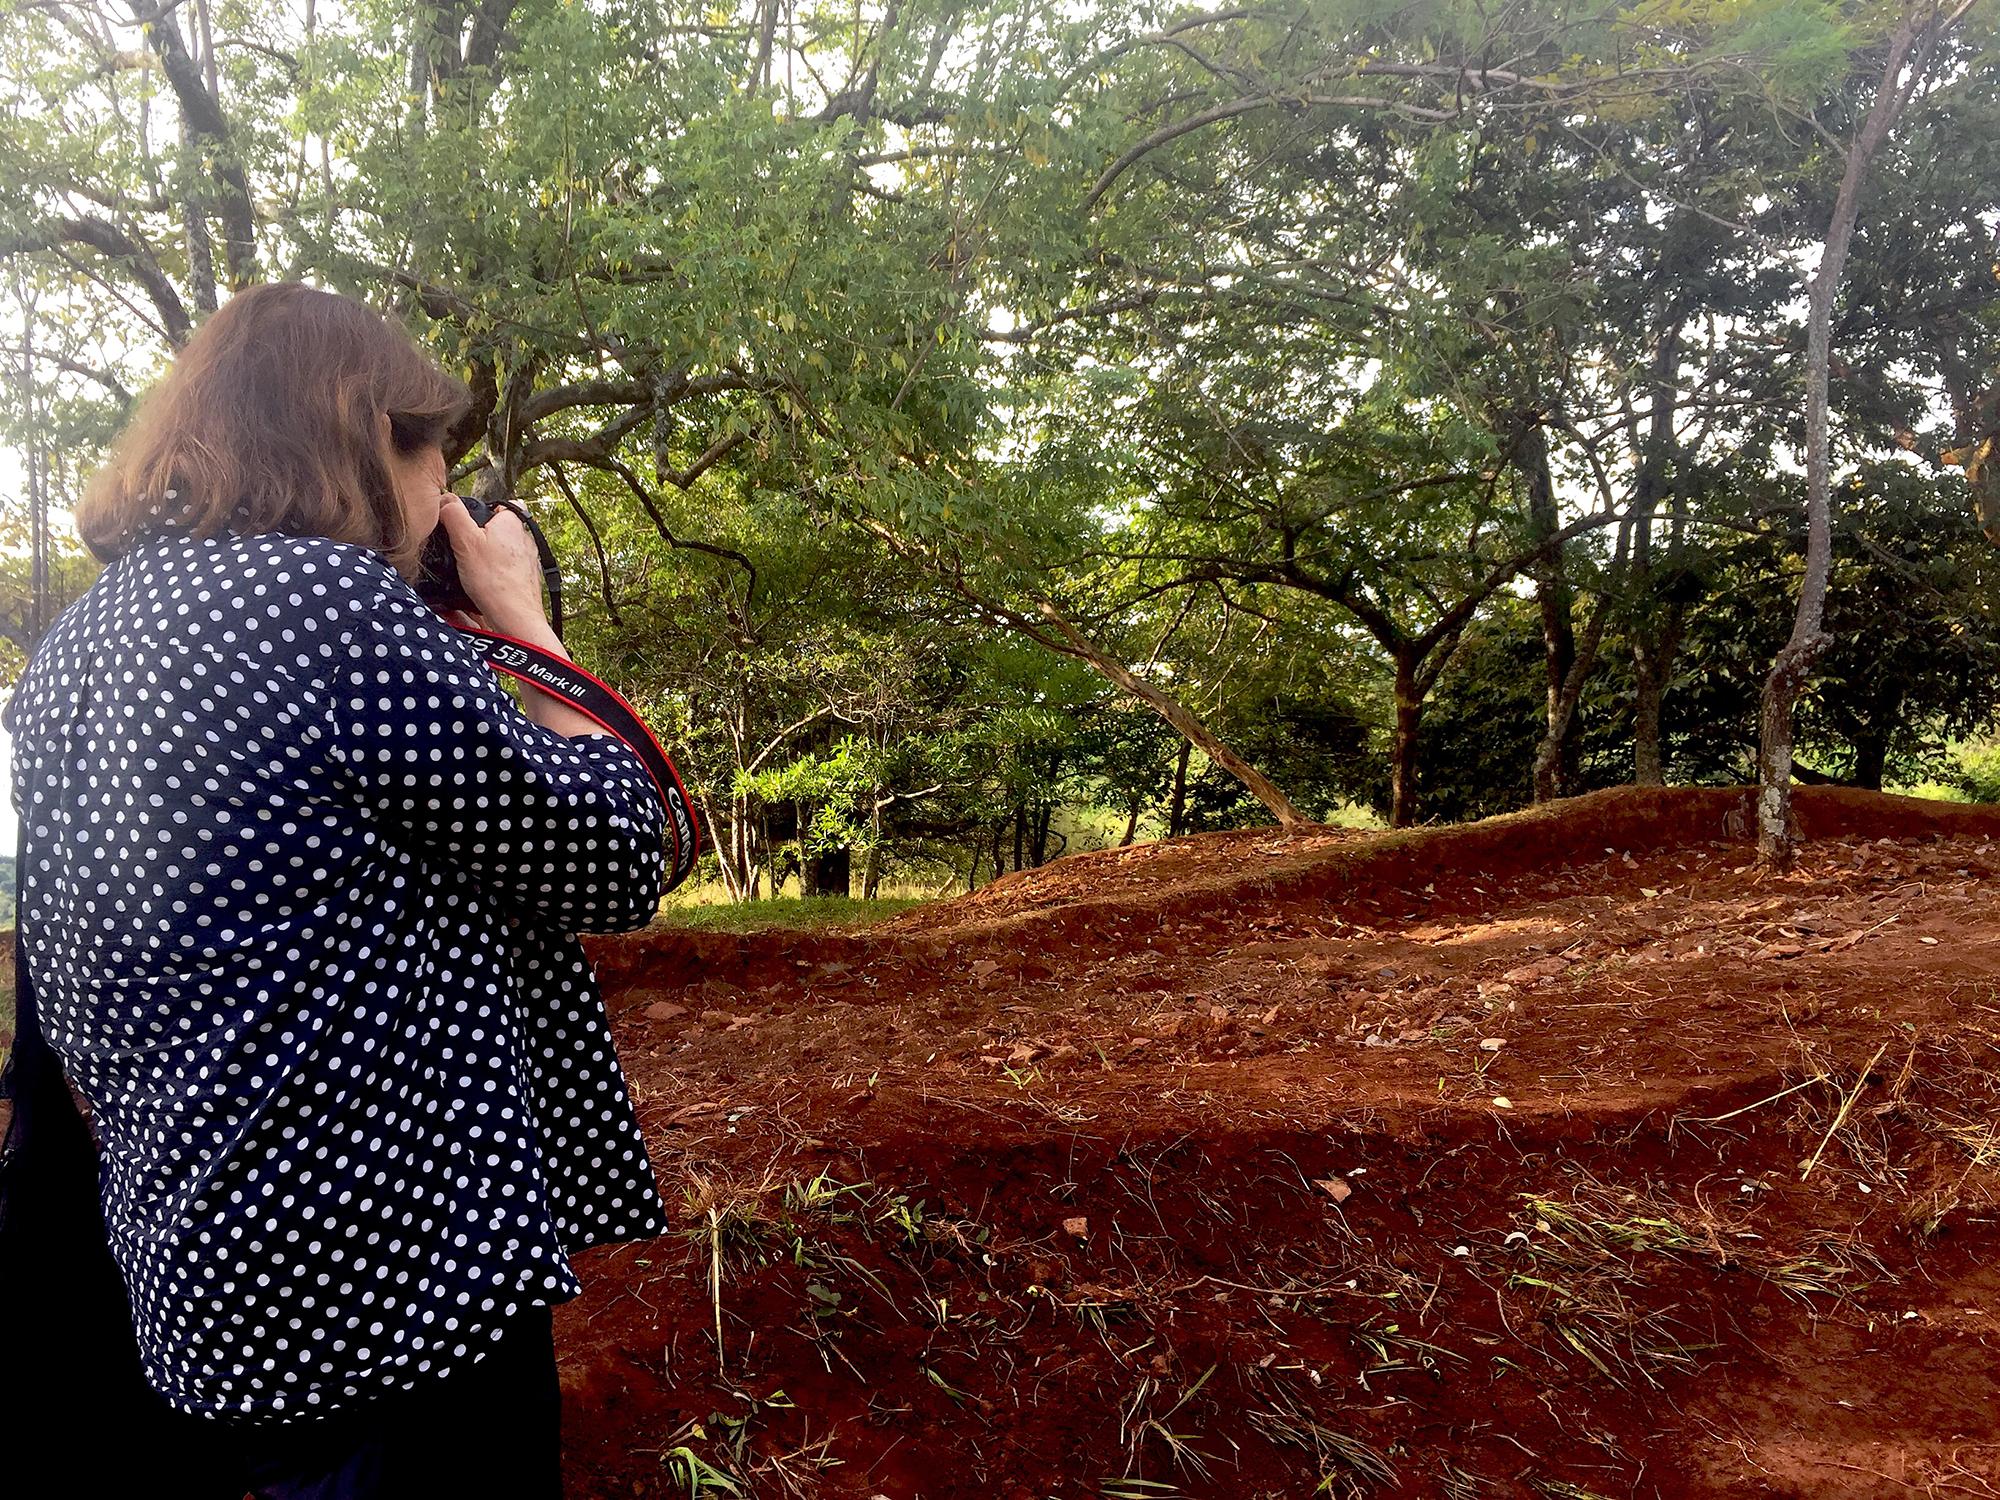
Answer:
[117,526,418,626]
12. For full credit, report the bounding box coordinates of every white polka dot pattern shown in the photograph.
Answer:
[2,526,673,1422]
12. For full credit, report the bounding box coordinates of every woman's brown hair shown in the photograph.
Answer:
[75,281,472,580]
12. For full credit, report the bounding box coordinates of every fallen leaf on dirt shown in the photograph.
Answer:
[1479,1038,1506,1052]
[1759,944,1804,960]
[1920,936,1940,946]
[971,959,1001,977]
[1062,1216,1089,1238]
[643,1002,688,1021]
[1492,1096,1514,1109]
[1314,1177,1353,1203]
[1641,887,1661,899]
[1501,957,1568,985]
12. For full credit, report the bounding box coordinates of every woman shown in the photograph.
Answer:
[1,282,673,1494]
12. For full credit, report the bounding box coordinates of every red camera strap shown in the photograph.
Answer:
[455,625,701,890]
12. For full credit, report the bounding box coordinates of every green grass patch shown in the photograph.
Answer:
[651,895,926,934]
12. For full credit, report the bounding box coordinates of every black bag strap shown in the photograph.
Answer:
[453,624,701,891]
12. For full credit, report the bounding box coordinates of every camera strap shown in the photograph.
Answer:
[455,625,701,890]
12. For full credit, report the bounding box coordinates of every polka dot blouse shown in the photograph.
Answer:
[2,523,674,1422]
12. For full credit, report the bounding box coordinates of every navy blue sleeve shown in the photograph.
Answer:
[320,569,669,935]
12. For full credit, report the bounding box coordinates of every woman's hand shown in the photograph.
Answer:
[435,495,548,637]
[434,574,609,740]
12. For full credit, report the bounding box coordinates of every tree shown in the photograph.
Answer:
[1758,0,1985,868]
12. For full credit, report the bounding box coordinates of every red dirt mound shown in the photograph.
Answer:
[561,786,2000,1498]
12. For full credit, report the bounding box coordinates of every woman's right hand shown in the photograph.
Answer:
[436,495,548,636]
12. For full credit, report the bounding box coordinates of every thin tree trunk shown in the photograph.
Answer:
[1627,299,1688,788]
[1760,6,1940,868]
[177,112,218,314]
[1532,521,1632,800]
[1519,425,1576,802]
[1119,797,1142,847]
[863,796,882,898]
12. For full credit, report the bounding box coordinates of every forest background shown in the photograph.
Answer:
[2,0,1998,903]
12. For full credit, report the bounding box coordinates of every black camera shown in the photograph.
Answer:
[416,493,566,636]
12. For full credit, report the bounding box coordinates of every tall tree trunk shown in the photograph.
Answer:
[1760,7,1938,868]
[1119,797,1142,847]
[1390,650,1424,828]
[1628,312,1687,787]
[1631,602,1684,787]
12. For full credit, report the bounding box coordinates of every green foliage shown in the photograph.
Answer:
[3,0,1998,880]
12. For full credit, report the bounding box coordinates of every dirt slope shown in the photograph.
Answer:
[519,789,2000,1494]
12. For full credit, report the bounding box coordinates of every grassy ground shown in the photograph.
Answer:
[651,894,926,933]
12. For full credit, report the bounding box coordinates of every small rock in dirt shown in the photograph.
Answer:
[1314,1176,1353,1203]
[642,1002,688,1022]
[1062,1216,1089,1238]
[1479,1038,1506,1052]
[1363,1033,1388,1047]
[1376,966,1399,979]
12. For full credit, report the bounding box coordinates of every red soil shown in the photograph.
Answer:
[561,786,2000,1498]
[23,785,2000,1497]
